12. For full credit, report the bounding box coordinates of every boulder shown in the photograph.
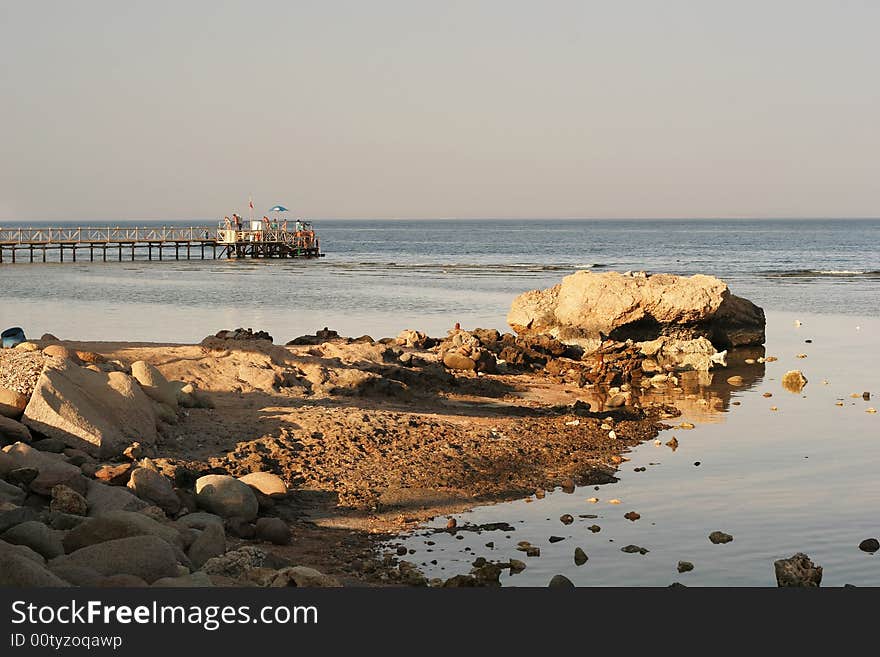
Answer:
[187,523,226,569]
[0,387,29,419]
[21,359,158,458]
[255,517,291,545]
[63,510,182,553]
[0,479,26,505]
[508,271,765,352]
[48,563,104,586]
[0,506,39,534]
[238,472,288,498]
[0,415,32,444]
[638,336,725,372]
[50,484,88,516]
[0,551,70,587]
[152,571,215,587]
[1,521,65,559]
[176,511,225,531]
[51,535,180,583]
[774,552,822,587]
[266,566,342,588]
[127,467,180,515]
[85,480,149,516]
[0,537,46,564]
[0,442,85,496]
[130,361,179,408]
[195,475,259,521]
[42,345,82,364]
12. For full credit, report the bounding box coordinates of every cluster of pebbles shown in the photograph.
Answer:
[0,350,46,397]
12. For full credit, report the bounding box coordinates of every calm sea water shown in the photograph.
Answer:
[0,219,878,342]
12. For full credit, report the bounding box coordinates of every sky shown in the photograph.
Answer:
[1,1,878,221]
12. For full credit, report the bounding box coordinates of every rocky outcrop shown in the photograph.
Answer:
[130,361,179,408]
[508,271,765,352]
[22,359,157,458]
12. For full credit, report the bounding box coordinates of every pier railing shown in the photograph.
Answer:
[0,226,218,244]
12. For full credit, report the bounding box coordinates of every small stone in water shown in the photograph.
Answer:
[621,544,649,555]
[587,497,599,503]
[574,547,588,565]
[535,489,545,499]
[796,353,807,359]
[446,518,457,530]
[509,559,526,573]
[665,437,679,450]
[858,538,879,553]
[680,422,695,429]
[653,439,662,445]
[560,514,574,525]
[726,376,744,386]
[677,561,694,573]
[765,356,778,362]
[694,461,701,466]
[709,531,734,544]
[549,536,566,543]
[624,511,641,521]
[867,408,877,414]
[770,406,779,411]
[763,392,773,398]
[608,499,621,505]
[864,392,871,400]
[548,574,574,588]
[588,525,601,533]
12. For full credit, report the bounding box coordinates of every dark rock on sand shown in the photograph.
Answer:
[774,553,822,587]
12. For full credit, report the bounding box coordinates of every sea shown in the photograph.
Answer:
[0,218,878,342]
[2,218,879,586]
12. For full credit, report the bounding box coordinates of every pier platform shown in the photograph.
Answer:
[0,225,323,263]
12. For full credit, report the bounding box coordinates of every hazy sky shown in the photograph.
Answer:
[1,1,878,221]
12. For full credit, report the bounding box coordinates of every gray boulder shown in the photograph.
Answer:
[0,442,85,496]
[0,506,39,533]
[127,467,180,515]
[50,484,88,516]
[0,415,32,444]
[0,478,26,505]
[0,551,70,587]
[51,535,180,583]
[85,479,149,516]
[2,521,66,559]
[0,537,46,564]
[255,517,291,545]
[195,475,258,521]
[63,510,183,553]
[176,511,225,531]
[187,523,226,569]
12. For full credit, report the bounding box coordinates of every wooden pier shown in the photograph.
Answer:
[0,225,322,264]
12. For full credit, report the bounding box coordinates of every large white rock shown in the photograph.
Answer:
[508,271,765,351]
[22,359,157,458]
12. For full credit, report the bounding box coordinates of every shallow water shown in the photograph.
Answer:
[0,219,878,342]
[390,311,880,586]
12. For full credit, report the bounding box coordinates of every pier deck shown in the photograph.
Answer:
[0,226,322,263]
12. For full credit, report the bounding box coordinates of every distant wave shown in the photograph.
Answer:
[341,262,606,273]
[764,268,880,279]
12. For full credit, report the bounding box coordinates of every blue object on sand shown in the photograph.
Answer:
[1,327,26,349]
